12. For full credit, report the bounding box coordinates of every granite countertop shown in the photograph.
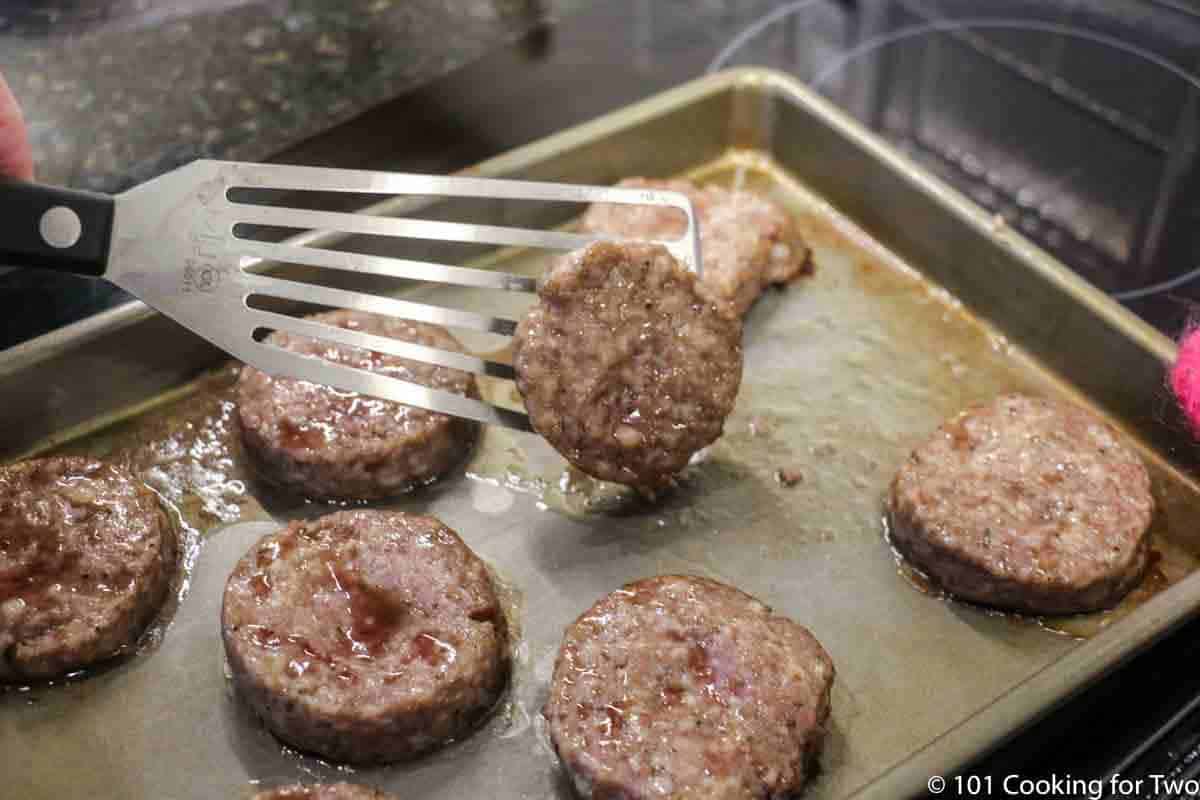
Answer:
[0,0,578,194]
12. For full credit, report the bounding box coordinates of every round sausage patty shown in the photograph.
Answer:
[888,394,1155,614]
[580,177,812,318]
[237,309,479,502]
[0,456,175,681]
[544,575,835,800]
[222,509,508,763]
[252,783,397,800]
[514,242,743,492]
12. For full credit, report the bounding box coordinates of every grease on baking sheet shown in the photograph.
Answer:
[7,148,1200,800]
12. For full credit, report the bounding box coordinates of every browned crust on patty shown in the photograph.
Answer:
[252,783,397,800]
[513,242,743,492]
[0,456,175,681]
[544,575,834,800]
[236,310,479,502]
[887,394,1155,614]
[222,509,508,763]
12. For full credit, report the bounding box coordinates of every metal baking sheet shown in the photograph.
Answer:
[5,69,1200,800]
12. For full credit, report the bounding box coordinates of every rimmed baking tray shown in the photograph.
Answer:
[4,68,1200,800]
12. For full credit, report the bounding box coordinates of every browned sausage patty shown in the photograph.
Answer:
[513,242,743,492]
[888,394,1155,614]
[236,310,479,502]
[545,575,835,800]
[580,177,812,318]
[222,509,508,763]
[252,783,397,800]
[0,457,175,681]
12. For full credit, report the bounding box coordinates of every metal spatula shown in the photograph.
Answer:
[0,161,700,431]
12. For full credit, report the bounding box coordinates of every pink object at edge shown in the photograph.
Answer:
[1172,327,1200,433]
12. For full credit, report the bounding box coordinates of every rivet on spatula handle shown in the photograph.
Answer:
[0,180,114,276]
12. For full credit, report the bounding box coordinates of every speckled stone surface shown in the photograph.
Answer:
[0,0,577,193]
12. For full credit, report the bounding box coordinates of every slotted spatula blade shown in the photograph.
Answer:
[0,160,701,431]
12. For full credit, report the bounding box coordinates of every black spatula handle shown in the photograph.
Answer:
[0,180,114,277]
